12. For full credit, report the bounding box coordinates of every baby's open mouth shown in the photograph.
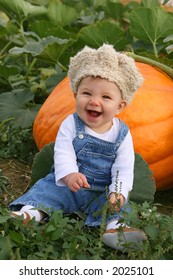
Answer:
[87,110,102,117]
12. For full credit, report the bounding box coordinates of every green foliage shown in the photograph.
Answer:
[129,7,173,57]
[0,169,9,193]
[130,154,156,203]
[29,142,54,187]
[0,0,47,25]
[0,201,172,260]
[78,21,129,49]
[47,1,78,26]
[0,119,38,162]
[0,89,41,127]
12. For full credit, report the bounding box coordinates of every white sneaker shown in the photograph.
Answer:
[10,211,32,225]
[102,227,147,251]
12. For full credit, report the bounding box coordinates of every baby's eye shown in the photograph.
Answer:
[83,92,91,96]
[103,95,111,100]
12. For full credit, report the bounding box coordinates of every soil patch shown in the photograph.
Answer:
[0,158,31,207]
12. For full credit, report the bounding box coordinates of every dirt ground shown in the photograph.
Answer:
[0,158,31,207]
[0,158,173,215]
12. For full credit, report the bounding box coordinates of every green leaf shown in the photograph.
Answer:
[142,0,160,9]
[9,36,75,65]
[129,6,173,57]
[29,142,55,187]
[0,236,13,259]
[29,20,76,40]
[46,225,56,233]
[129,7,173,45]
[104,2,126,20]
[9,230,23,244]
[0,215,10,224]
[144,224,159,240]
[47,2,77,27]
[0,0,47,25]
[0,65,19,79]
[129,154,156,203]
[78,21,128,50]
[0,89,41,127]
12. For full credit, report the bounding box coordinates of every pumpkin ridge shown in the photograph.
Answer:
[127,114,173,128]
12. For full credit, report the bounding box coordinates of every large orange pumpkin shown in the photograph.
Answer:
[33,62,173,191]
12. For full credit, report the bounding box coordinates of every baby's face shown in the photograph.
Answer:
[74,76,127,133]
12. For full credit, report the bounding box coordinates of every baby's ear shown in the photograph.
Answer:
[117,100,127,114]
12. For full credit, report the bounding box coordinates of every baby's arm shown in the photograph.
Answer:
[54,115,78,185]
[54,115,90,191]
[62,172,90,192]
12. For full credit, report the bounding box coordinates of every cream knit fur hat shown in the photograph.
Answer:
[68,44,144,104]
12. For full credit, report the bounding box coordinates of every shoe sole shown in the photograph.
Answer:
[102,230,147,251]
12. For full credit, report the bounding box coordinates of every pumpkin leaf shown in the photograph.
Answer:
[29,142,55,187]
[29,144,156,204]
[0,0,47,25]
[9,36,75,65]
[47,2,77,27]
[0,65,19,79]
[78,21,128,50]
[0,89,41,127]
[129,7,173,43]
[129,7,173,55]
[29,20,76,40]
[130,154,156,203]
[103,2,127,20]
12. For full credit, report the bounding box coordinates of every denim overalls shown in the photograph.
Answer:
[9,113,129,227]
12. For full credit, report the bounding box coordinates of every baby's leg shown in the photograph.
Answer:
[9,172,79,223]
[106,219,120,230]
[10,205,47,224]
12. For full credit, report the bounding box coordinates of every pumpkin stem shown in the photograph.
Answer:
[126,52,173,79]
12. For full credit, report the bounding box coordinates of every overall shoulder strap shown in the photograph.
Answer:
[117,119,129,141]
[73,113,85,134]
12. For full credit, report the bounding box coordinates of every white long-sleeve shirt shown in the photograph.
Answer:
[54,114,134,201]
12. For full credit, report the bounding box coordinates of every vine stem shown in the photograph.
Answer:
[126,52,173,79]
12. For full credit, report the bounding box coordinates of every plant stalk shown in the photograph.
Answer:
[126,52,173,79]
[25,58,37,79]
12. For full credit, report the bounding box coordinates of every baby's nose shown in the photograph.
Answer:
[89,96,100,106]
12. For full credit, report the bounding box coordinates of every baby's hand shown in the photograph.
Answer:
[62,172,90,192]
[109,192,125,213]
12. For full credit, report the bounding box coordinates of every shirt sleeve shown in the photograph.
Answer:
[109,131,135,202]
[54,115,78,186]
